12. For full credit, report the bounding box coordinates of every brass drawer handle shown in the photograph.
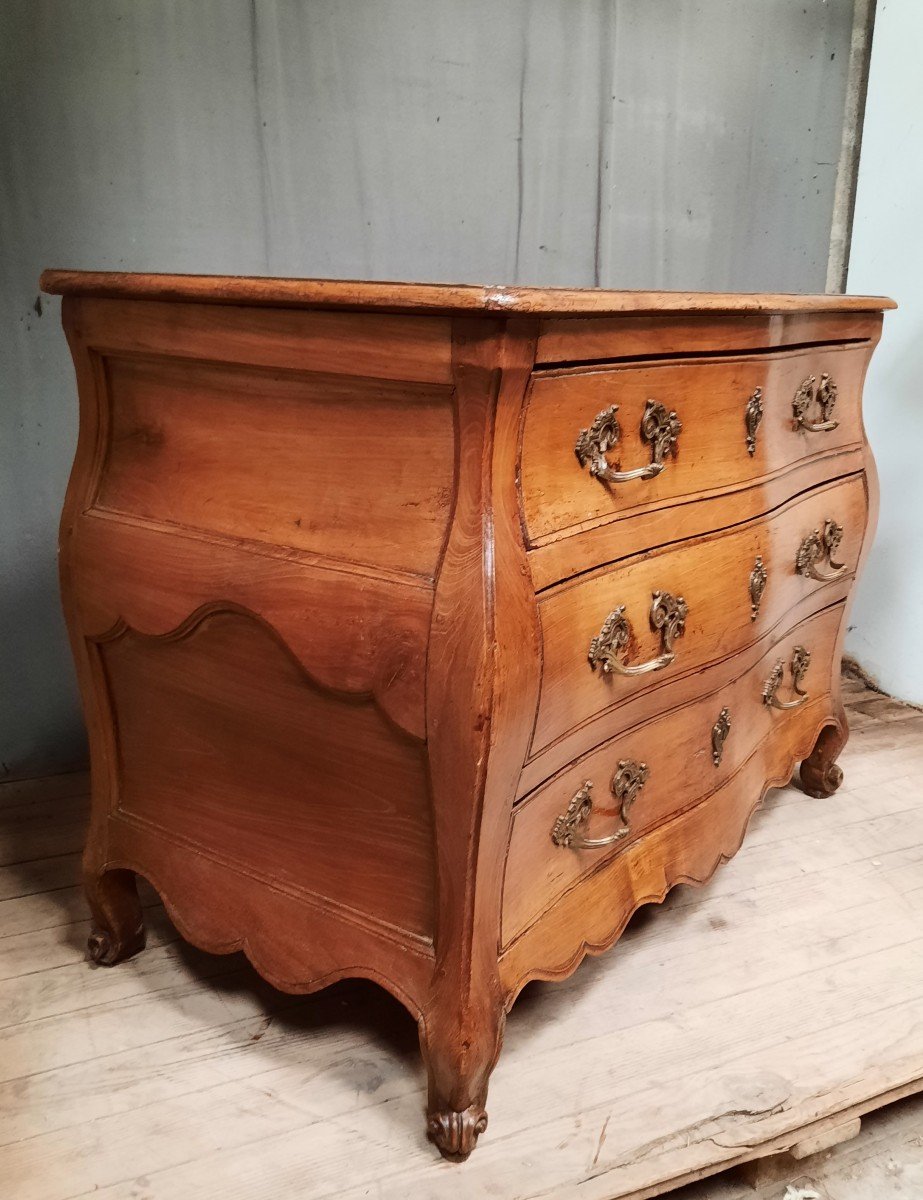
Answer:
[762,646,811,709]
[588,590,688,676]
[792,373,839,432]
[576,400,682,483]
[744,388,763,456]
[551,761,650,849]
[796,518,846,582]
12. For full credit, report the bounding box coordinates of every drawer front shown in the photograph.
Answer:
[533,472,867,755]
[521,342,871,545]
[535,310,882,366]
[503,602,844,947]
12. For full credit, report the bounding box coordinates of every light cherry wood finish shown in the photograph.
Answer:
[41,269,895,315]
[98,354,455,576]
[532,472,868,755]
[534,309,887,364]
[522,342,873,545]
[100,611,436,941]
[504,602,845,947]
[42,270,890,1160]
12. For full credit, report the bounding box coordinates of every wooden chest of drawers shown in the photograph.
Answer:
[42,270,893,1160]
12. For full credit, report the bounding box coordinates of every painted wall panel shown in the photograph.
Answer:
[0,0,858,778]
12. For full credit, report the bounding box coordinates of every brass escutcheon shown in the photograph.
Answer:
[749,555,767,620]
[744,388,763,456]
[711,706,732,767]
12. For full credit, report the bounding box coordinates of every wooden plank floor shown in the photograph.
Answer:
[671,1089,923,1199]
[3,674,922,1200]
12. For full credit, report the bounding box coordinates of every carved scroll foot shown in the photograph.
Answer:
[800,721,847,799]
[419,992,504,1161]
[426,1104,489,1161]
[84,866,146,966]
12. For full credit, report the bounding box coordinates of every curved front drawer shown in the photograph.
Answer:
[521,342,872,545]
[503,602,844,947]
[532,472,867,754]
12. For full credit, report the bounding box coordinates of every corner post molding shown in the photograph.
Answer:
[420,317,541,1160]
[57,300,146,966]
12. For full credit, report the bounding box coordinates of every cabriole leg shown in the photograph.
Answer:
[84,864,146,965]
[800,720,847,798]
[419,991,505,1161]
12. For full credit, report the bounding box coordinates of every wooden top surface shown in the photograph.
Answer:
[40,269,896,316]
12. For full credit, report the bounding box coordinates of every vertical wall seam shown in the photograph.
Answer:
[827,0,877,293]
[593,0,615,287]
[249,0,273,275]
[513,10,529,283]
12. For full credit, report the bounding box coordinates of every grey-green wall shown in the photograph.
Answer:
[1,0,860,780]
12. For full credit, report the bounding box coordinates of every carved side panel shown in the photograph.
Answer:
[96,352,455,578]
[69,513,432,738]
[60,295,456,742]
[97,608,436,942]
[56,296,447,1010]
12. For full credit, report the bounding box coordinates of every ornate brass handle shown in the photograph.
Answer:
[588,591,688,676]
[762,646,811,709]
[792,373,839,432]
[796,518,846,582]
[576,400,682,483]
[551,761,650,849]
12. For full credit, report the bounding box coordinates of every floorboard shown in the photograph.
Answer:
[2,678,922,1199]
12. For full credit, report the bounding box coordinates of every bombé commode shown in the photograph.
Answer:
[42,269,893,1159]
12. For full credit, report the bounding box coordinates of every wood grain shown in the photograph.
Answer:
[66,295,454,384]
[41,269,897,315]
[532,472,868,755]
[500,697,847,999]
[527,444,867,590]
[67,512,431,740]
[96,352,454,577]
[419,319,541,1158]
[97,608,436,942]
[535,310,883,364]
[521,341,873,545]
[503,602,844,946]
